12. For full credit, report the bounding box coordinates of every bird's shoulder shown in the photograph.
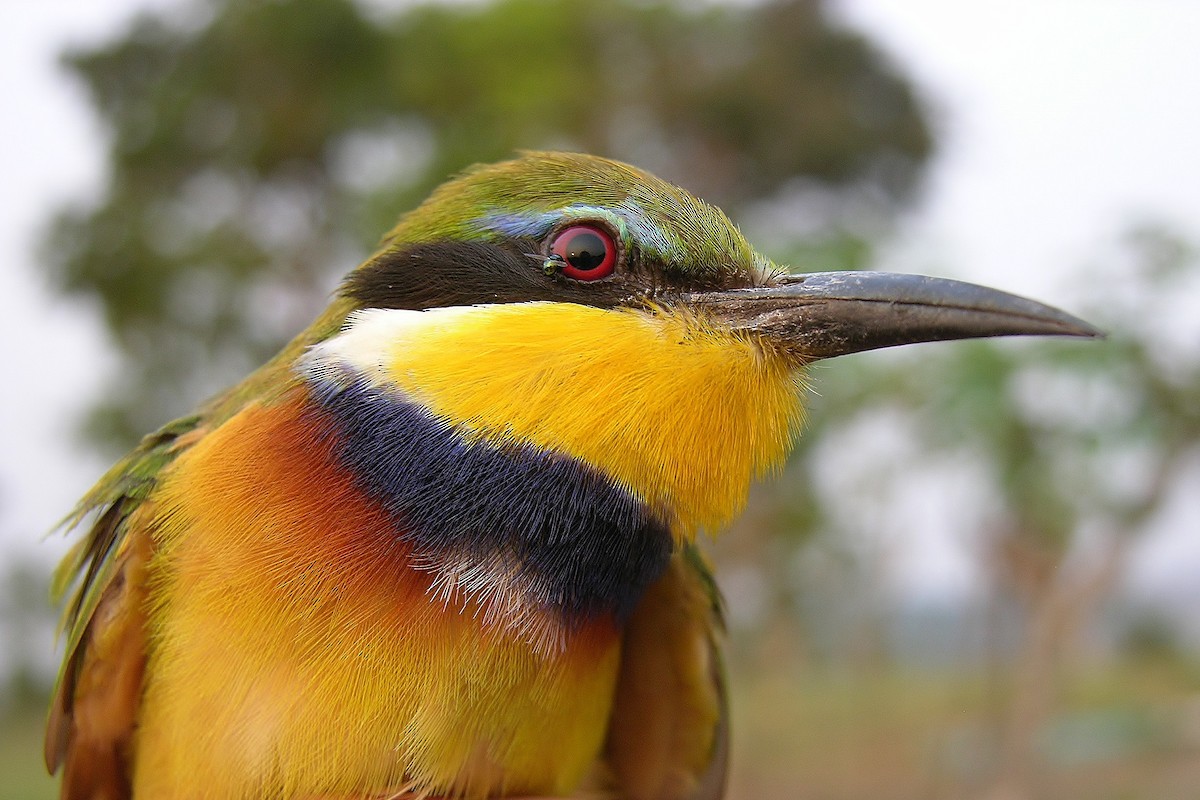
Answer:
[45,297,355,793]
[603,543,729,800]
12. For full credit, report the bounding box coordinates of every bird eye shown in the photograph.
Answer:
[548,225,617,281]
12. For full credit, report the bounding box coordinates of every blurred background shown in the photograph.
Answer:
[3,1,1199,798]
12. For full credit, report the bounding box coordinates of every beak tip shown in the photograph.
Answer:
[1034,315,1105,341]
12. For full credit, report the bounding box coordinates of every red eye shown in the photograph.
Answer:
[549,225,617,281]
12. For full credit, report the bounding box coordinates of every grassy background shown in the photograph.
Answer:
[726,656,1200,799]
[2,707,56,800]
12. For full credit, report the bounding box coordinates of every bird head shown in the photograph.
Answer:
[299,151,1098,540]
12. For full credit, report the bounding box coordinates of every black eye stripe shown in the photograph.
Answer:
[342,240,637,310]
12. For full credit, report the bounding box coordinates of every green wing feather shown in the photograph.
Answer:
[45,413,202,772]
[52,415,201,657]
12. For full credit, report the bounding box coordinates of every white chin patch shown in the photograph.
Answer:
[297,304,513,388]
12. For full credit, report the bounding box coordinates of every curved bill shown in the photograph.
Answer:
[684,271,1103,362]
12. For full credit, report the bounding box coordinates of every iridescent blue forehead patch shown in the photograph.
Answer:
[473,203,680,261]
[474,210,560,239]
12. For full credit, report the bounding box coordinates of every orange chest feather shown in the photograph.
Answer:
[135,392,623,799]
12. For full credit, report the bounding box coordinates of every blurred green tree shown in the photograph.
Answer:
[45,0,933,451]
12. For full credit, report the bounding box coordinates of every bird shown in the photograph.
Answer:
[45,151,1098,800]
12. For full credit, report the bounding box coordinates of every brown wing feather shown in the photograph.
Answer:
[604,546,728,800]
[46,415,208,798]
[46,504,154,800]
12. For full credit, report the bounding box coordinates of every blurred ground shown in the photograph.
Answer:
[726,655,1200,799]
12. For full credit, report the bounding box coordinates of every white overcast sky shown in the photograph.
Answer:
[2,1,1198,597]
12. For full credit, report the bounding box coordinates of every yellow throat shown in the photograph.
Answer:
[305,300,807,537]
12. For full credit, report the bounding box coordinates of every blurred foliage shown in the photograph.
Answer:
[0,559,58,715]
[46,0,932,450]
[0,557,58,800]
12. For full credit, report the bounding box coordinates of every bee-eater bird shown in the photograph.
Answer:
[46,152,1098,800]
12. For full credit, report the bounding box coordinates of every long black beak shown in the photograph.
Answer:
[684,271,1102,361]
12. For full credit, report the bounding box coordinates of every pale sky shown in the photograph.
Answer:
[834,0,1200,601]
[839,0,1200,298]
[2,1,1198,601]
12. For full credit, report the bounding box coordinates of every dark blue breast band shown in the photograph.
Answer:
[304,373,673,622]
